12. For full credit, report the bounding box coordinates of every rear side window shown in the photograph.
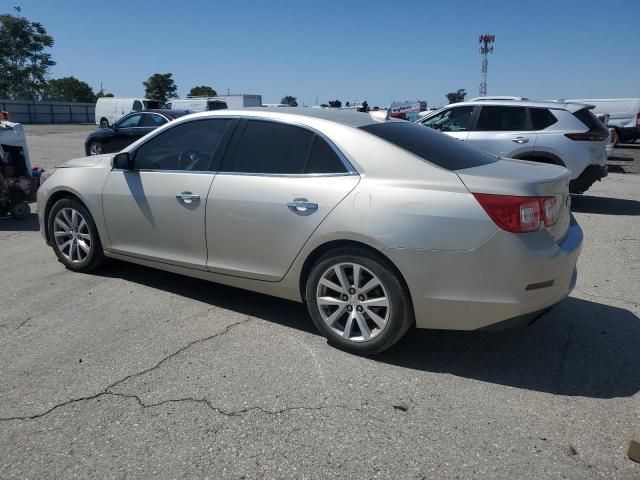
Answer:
[529,108,558,130]
[573,108,606,131]
[476,106,527,131]
[361,122,497,171]
[306,136,347,173]
[230,120,314,174]
[139,114,168,127]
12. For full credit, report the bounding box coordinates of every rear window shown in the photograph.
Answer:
[361,122,497,171]
[529,108,558,130]
[143,100,164,109]
[573,108,606,131]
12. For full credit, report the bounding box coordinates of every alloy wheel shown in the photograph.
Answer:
[316,262,390,342]
[53,207,91,263]
[89,142,103,155]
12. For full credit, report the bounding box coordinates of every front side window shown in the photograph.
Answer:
[421,106,474,132]
[116,114,142,128]
[475,106,527,131]
[139,114,168,127]
[133,119,232,171]
[229,120,314,174]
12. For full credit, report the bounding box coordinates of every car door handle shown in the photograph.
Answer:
[512,137,529,144]
[287,200,318,214]
[176,192,200,204]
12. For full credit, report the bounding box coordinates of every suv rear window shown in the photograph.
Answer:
[573,108,606,131]
[361,122,497,171]
[530,108,558,130]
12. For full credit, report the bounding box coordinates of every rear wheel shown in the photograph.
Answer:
[10,201,30,220]
[305,248,413,355]
[48,198,105,272]
[99,118,109,129]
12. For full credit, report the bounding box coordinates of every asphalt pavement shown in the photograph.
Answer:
[0,125,639,479]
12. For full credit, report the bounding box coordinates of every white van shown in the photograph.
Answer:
[566,98,640,143]
[95,98,163,128]
[163,98,228,112]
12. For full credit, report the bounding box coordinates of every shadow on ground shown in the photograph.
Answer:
[571,194,640,216]
[0,213,40,232]
[97,261,640,400]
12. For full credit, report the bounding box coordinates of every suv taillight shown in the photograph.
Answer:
[473,193,558,233]
[565,131,609,141]
[636,112,640,128]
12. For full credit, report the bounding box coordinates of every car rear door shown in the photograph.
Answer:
[465,105,536,157]
[205,118,360,281]
[418,105,475,142]
[102,118,236,269]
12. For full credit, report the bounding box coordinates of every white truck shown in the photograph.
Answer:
[95,98,163,128]
[566,98,640,144]
[164,94,263,112]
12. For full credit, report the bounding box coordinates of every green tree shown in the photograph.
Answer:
[0,14,55,99]
[281,95,298,107]
[446,89,466,104]
[143,73,177,102]
[188,85,217,97]
[43,76,95,102]
[96,90,114,99]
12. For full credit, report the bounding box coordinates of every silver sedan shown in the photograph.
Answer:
[37,108,583,355]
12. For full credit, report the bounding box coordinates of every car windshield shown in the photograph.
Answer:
[360,121,498,171]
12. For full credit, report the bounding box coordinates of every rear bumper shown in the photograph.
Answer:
[385,217,583,331]
[569,164,608,194]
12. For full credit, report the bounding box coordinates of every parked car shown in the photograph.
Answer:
[95,97,164,128]
[565,98,640,144]
[38,108,582,355]
[164,98,228,112]
[417,99,609,194]
[85,110,188,156]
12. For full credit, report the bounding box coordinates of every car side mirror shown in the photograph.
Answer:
[112,152,133,170]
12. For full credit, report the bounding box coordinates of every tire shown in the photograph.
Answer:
[88,140,104,156]
[305,247,414,355]
[99,119,109,129]
[10,201,30,220]
[47,198,105,272]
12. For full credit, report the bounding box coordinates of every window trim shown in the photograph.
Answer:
[220,116,358,177]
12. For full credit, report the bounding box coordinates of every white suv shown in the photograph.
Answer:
[417,100,610,193]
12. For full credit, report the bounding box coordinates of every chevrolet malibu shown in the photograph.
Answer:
[37,109,583,355]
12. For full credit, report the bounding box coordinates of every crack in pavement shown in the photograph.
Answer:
[0,315,253,422]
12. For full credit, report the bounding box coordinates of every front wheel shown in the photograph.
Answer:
[305,248,413,355]
[48,198,105,272]
[88,140,104,156]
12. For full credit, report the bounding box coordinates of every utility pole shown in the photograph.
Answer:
[478,33,495,97]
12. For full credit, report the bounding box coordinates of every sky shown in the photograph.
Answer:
[4,0,640,107]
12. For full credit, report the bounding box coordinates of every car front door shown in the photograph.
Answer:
[465,105,536,158]
[205,118,360,281]
[418,105,475,142]
[110,113,144,152]
[101,118,236,269]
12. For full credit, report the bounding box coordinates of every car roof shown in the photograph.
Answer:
[437,99,591,113]
[227,107,385,127]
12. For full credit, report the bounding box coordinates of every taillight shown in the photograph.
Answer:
[636,112,640,128]
[565,131,609,141]
[473,193,558,233]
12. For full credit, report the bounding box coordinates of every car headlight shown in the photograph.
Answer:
[39,168,56,184]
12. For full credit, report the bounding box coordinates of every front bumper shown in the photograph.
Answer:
[385,217,583,331]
